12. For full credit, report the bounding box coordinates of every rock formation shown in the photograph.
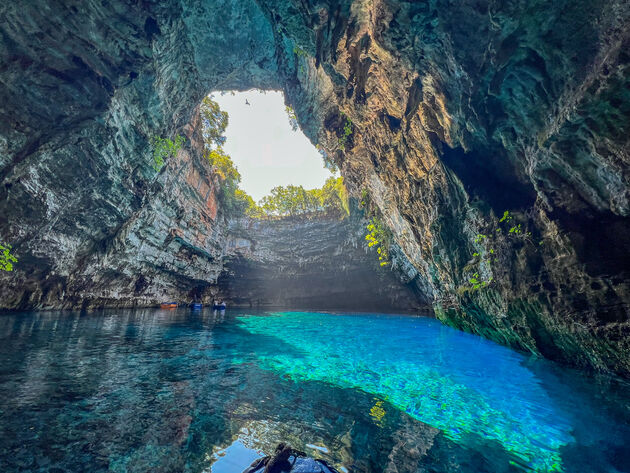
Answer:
[220,214,424,311]
[1,1,629,375]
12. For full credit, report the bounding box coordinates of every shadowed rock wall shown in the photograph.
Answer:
[1,1,629,374]
[218,215,427,311]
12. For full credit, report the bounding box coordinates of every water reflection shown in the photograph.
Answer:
[0,309,628,473]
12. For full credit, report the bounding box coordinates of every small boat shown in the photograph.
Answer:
[212,302,226,310]
[160,302,177,309]
[190,302,203,310]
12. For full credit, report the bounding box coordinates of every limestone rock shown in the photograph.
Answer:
[1,0,629,375]
[219,214,426,311]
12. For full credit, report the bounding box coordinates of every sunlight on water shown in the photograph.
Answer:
[237,312,573,472]
[1,309,628,473]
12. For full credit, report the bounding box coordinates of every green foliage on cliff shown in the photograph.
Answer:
[200,96,228,148]
[204,146,245,213]
[199,96,257,215]
[358,188,393,267]
[285,105,299,132]
[234,189,264,218]
[365,217,391,266]
[338,114,353,151]
[0,242,17,271]
[152,135,184,172]
[315,144,338,172]
[205,148,240,184]
[292,45,308,58]
[459,210,538,294]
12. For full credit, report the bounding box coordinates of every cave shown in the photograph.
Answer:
[1,1,630,471]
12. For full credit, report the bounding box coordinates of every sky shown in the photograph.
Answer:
[213,90,334,202]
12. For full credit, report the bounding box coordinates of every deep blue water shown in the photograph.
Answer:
[0,309,629,473]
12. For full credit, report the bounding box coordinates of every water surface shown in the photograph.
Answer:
[0,309,628,472]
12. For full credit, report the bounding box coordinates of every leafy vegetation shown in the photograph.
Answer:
[359,188,392,267]
[285,105,299,132]
[234,189,262,218]
[338,114,353,151]
[256,177,349,219]
[204,147,244,213]
[459,210,540,294]
[292,45,308,58]
[152,135,184,172]
[199,95,256,214]
[292,45,309,74]
[316,144,338,172]
[200,96,228,148]
[365,217,391,266]
[0,242,17,271]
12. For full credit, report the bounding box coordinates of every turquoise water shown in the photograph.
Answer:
[0,310,629,472]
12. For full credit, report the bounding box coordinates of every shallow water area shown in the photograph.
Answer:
[0,309,629,473]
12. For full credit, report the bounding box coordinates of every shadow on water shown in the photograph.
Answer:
[0,309,628,473]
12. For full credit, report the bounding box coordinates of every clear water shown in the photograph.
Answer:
[0,310,629,473]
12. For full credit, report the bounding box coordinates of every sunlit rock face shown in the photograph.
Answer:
[219,215,425,311]
[1,1,629,374]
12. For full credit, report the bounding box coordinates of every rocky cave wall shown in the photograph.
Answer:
[219,215,425,311]
[1,1,629,375]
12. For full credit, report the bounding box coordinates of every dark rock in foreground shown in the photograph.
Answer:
[244,444,339,473]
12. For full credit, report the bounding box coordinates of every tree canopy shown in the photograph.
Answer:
[256,177,349,219]
[199,96,246,213]
[200,96,228,149]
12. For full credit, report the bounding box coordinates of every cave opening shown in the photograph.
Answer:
[199,90,420,311]
[211,90,335,203]
[195,89,351,221]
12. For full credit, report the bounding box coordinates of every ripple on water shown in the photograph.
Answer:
[0,309,629,473]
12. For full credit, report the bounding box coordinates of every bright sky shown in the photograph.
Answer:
[213,90,333,202]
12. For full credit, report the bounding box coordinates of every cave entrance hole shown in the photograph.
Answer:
[205,90,336,207]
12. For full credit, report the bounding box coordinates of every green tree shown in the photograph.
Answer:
[199,96,228,149]
[320,176,349,216]
[0,242,18,271]
[152,135,184,171]
[254,177,349,219]
[205,147,243,213]
[234,189,264,218]
[198,96,258,217]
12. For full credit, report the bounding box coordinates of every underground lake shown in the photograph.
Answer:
[1,309,629,473]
